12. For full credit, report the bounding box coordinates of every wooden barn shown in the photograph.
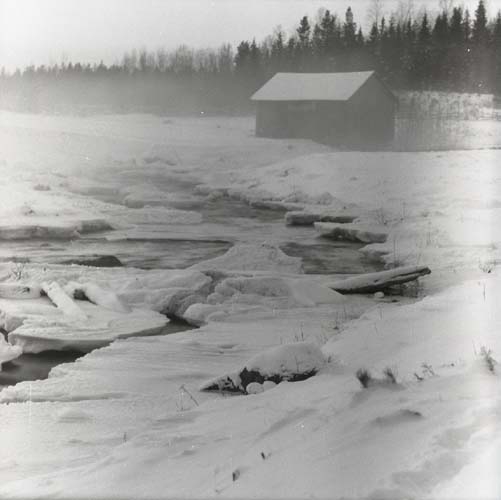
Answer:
[251,71,396,148]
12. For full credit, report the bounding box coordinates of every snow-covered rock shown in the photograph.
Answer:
[200,342,326,393]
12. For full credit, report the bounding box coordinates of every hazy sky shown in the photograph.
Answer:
[0,0,497,71]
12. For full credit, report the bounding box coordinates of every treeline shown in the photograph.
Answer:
[236,0,501,94]
[1,0,500,114]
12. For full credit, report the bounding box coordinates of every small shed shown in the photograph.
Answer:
[251,71,396,148]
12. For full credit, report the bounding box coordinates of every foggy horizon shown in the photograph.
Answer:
[1,0,494,71]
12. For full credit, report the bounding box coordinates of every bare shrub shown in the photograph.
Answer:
[480,346,497,373]
[356,368,372,388]
[383,366,398,384]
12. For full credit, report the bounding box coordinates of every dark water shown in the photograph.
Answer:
[0,350,85,389]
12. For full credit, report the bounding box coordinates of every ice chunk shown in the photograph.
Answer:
[0,284,42,300]
[191,243,303,273]
[214,275,345,308]
[65,282,131,313]
[0,335,22,369]
[8,302,168,353]
[42,282,87,321]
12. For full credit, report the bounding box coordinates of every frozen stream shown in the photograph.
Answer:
[0,178,381,389]
[0,186,380,275]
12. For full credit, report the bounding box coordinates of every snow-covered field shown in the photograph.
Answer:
[0,111,500,498]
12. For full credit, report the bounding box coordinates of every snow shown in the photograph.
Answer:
[245,341,325,378]
[0,110,500,498]
[251,71,375,102]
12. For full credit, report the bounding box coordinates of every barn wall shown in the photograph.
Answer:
[256,102,284,137]
[348,75,396,147]
[313,101,349,144]
[256,100,349,144]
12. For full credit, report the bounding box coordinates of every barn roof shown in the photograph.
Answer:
[251,71,376,102]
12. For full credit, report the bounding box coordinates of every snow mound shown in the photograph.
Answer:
[213,276,345,308]
[56,407,93,423]
[190,243,303,273]
[121,186,171,208]
[183,275,344,326]
[200,342,325,393]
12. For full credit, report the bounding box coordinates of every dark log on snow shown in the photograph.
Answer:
[315,222,388,243]
[285,211,358,226]
[329,266,431,294]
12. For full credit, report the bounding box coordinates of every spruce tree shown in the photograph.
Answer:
[296,16,312,71]
[472,0,489,45]
[343,7,357,48]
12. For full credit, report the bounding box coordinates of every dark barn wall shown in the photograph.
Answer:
[256,101,348,142]
[256,101,285,137]
[347,75,396,147]
[313,101,349,144]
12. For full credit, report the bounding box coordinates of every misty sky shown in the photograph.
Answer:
[0,0,496,71]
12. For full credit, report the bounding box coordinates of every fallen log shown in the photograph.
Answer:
[315,222,388,243]
[329,266,431,294]
[285,211,358,226]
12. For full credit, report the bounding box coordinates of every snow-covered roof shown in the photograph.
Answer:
[251,71,375,102]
